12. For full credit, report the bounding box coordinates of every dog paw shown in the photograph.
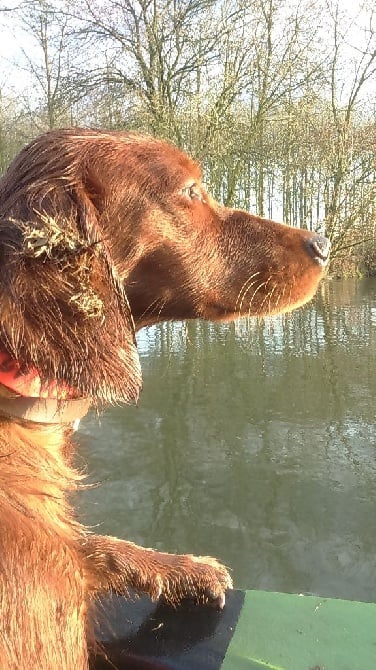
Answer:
[140,551,233,608]
[84,536,232,608]
[168,553,233,608]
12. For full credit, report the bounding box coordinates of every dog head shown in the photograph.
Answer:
[0,129,329,404]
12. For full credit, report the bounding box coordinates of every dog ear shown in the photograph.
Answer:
[0,144,142,405]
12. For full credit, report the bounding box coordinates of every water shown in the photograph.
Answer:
[77,278,376,602]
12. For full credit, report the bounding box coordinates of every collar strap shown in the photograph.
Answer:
[0,351,90,424]
[0,396,91,425]
[0,351,78,399]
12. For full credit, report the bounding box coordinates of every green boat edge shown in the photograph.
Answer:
[94,589,376,669]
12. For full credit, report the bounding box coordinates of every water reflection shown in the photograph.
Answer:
[77,278,376,602]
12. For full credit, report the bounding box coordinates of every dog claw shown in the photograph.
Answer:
[213,591,226,609]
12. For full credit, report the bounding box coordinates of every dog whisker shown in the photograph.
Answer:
[235,272,261,313]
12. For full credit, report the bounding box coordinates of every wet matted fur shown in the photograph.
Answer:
[0,128,329,668]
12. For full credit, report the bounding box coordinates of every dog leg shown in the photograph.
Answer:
[83,535,232,608]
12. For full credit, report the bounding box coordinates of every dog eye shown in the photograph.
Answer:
[181,183,203,201]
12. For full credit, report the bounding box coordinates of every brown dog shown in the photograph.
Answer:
[0,128,329,668]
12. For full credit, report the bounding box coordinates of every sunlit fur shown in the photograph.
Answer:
[0,128,328,668]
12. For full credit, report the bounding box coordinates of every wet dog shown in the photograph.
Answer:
[0,128,329,668]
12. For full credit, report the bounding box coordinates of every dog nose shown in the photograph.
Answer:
[306,234,331,265]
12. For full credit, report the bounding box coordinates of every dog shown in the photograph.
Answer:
[0,128,330,668]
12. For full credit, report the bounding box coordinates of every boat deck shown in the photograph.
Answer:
[94,589,376,669]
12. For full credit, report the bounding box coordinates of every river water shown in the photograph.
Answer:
[77,278,376,602]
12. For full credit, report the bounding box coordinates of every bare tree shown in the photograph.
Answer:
[72,0,231,140]
[1,0,375,274]
[323,0,376,254]
[12,0,80,130]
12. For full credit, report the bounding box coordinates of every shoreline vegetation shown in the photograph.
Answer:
[0,1,375,277]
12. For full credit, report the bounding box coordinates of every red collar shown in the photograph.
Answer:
[0,351,76,399]
[0,352,91,424]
